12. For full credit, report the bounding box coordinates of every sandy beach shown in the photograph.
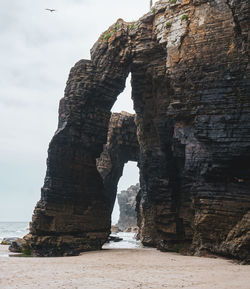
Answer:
[0,245,249,289]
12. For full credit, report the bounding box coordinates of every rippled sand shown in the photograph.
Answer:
[0,245,249,289]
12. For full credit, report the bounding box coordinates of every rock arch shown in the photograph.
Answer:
[97,112,139,213]
[24,1,250,262]
[24,23,134,256]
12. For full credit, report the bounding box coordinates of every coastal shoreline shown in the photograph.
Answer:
[1,245,249,289]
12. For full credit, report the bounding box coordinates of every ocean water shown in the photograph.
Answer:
[0,223,140,249]
[103,232,142,249]
[0,222,29,242]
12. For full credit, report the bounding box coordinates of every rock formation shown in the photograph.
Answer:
[117,183,140,231]
[22,0,249,262]
[97,112,139,213]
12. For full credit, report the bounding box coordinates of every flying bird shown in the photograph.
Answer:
[45,8,56,12]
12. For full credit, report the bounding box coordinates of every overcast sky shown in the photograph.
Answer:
[0,0,149,222]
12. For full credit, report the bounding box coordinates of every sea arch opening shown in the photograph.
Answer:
[111,73,134,114]
[96,71,140,228]
[96,72,141,248]
[112,161,139,226]
[102,160,141,249]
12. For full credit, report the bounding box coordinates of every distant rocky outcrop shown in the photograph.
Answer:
[1,237,25,253]
[9,238,25,253]
[22,0,250,263]
[1,237,18,245]
[117,184,140,231]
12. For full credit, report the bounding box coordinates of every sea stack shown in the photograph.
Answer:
[117,184,140,232]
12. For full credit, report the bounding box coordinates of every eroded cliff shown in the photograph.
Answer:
[23,0,249,262]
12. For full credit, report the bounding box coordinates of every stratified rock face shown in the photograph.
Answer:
[117,184,140,231]
[24,45,133,256]
[25,0,249,261]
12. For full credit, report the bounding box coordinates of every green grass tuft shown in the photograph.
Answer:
[130,23,135,30]
[101,31,112,42]
[105,33,112,41]
[181,14,189,21]
[114,22,120,31]
[166,21,172,28]
[21,247,32,256]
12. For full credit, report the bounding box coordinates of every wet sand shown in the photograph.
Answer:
[0,245,249,289]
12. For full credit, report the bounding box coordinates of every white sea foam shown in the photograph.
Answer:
[0,222,29,242]
[103,232,142,249]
